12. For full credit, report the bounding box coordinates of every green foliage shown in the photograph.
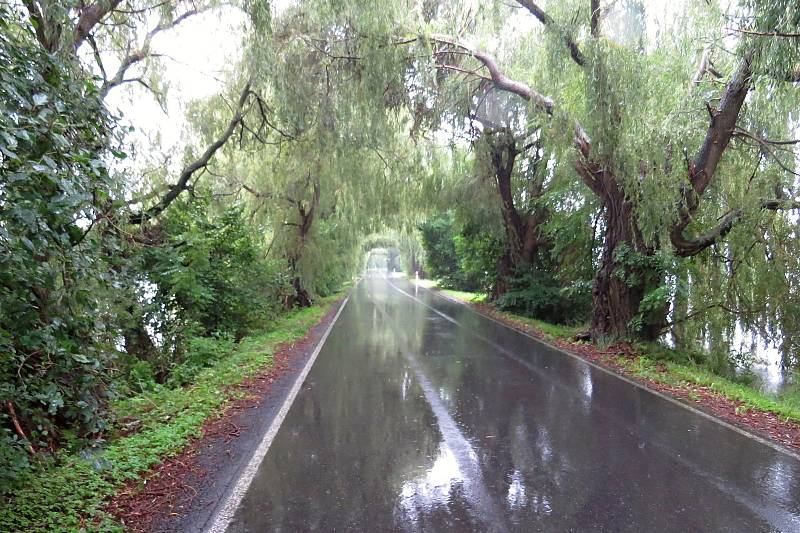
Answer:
[494,267,590,325]
[4,0,800,518]
[0,7,124,481]
[453,221,504,293]
[611,244,671,335]
[145,199,292,342]
[0,296,340,531]
[167,336,235,387]
[419,213,480,290]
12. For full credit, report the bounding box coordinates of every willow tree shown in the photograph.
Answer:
[311,0,798,350]
[406,1,798,345]
[194,1,438,304]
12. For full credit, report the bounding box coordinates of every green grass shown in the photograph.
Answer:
[420,279,582,341]
[413,278,437,289]
[0,293,344,532]
[439,288,487,303]
[616,354,800,423]
[500,314,584,342]
[413,279,488,303]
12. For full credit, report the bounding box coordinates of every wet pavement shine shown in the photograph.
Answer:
[226,277,800,532]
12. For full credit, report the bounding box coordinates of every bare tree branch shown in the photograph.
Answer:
[691,46,724,85]
[731,27,800,38]
[429,34,555,114]
[100,8,201,97]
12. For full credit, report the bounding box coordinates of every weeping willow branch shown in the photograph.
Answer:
[514,0,586,67]
[100,7,202,97]
[671,198,800,257]
[129,81,252,225]
[428,33,555,114]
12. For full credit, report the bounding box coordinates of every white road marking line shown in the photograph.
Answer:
[205,296,350,533]
[390,281,800,529]
[402,280,800,463]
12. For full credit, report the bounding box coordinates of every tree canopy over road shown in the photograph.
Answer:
[2,0,800,507]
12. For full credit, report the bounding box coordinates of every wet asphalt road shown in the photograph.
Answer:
[226,277,800,532]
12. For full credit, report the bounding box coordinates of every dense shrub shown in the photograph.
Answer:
[131,199,294,382]
[419,213,482,290]
[494,268,591,325]
[419,212,591,325]
[0,9,123,485]
[453,221,504,294]
[145,199,292,340]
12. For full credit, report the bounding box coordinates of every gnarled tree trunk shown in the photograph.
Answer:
[577,162,666,341]
[486,129,549,297]
[284,176,320,309]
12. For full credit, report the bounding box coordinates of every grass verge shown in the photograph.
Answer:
[0,293,343,532]
[428,282,583,341]
[616,356,800,422]
[439,288,487,303]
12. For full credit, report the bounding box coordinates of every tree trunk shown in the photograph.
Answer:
[486,129,548,298]
[590,184,642,338]
[588,176,666,341]
[283,177,320,309]
[493,251,514,299]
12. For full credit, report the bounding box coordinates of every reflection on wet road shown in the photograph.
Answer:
[227,278,800,532]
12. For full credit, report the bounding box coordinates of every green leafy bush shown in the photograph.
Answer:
[419,213,484,291]
[0,7,123,482]
[167,336,235,387]
[495,268,590,324]
[144,199,292,343]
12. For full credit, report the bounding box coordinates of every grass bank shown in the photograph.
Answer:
[0,293,344,532]
[419,280,800,426]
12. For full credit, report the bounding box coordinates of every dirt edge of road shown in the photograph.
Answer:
[106,298,346,533]
[432,289,800,456]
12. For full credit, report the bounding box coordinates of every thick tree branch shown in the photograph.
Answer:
[129,82,252,224]
[429,34,554,114]
[671,48,754,250]
[590,0,600,38]
[671,198,800,257]
[23,0,59,52]
[515,0,586,67]
[73,0,125,51]
[691,46,723,85]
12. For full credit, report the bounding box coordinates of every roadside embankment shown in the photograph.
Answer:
[0,293,346,533]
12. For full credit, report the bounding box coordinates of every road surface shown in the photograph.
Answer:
[218,277,800,532]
